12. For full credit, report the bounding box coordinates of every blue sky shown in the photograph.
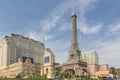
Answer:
[0,0,120,68]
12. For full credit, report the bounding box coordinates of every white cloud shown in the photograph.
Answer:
[26,0,98,38]
[41,16,60,32]
[76,0,103,35]
[39,0,76,33]
[26,0,75,39]
[96,37,120,68]
[27,31,54,43]
[78,22,103,34]
[56,0,99,33]
[74,0,102,35]
[78,0,97,16]
[108,22,120,34]
[28,31,40,40]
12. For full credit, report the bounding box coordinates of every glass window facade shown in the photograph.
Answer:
[44,56,49,63]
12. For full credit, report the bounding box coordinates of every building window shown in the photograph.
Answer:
[44,56,49,63]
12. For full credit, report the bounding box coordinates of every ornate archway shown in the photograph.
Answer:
[64,69,75,75]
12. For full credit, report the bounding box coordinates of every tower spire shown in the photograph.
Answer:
[71,10,76,17]
[70,10,80,56]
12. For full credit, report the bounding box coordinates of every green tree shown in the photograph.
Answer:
[116,68,120,78]
[109,67,117,77]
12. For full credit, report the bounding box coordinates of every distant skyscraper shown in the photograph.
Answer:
[82,50,99,65]
[81,50,99,75]
[0,33,44,68]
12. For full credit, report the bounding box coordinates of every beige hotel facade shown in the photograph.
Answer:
[0,34,55,78]
[0,33,44,68]
[0,58,41,78]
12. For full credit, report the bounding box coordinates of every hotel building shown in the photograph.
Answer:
[0,33,44,68]
[82,50,99,65]
[82,50,109,77]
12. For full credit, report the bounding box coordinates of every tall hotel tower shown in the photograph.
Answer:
[0,34,44,68]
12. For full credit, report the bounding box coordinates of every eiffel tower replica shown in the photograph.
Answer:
[62,11,87,75]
